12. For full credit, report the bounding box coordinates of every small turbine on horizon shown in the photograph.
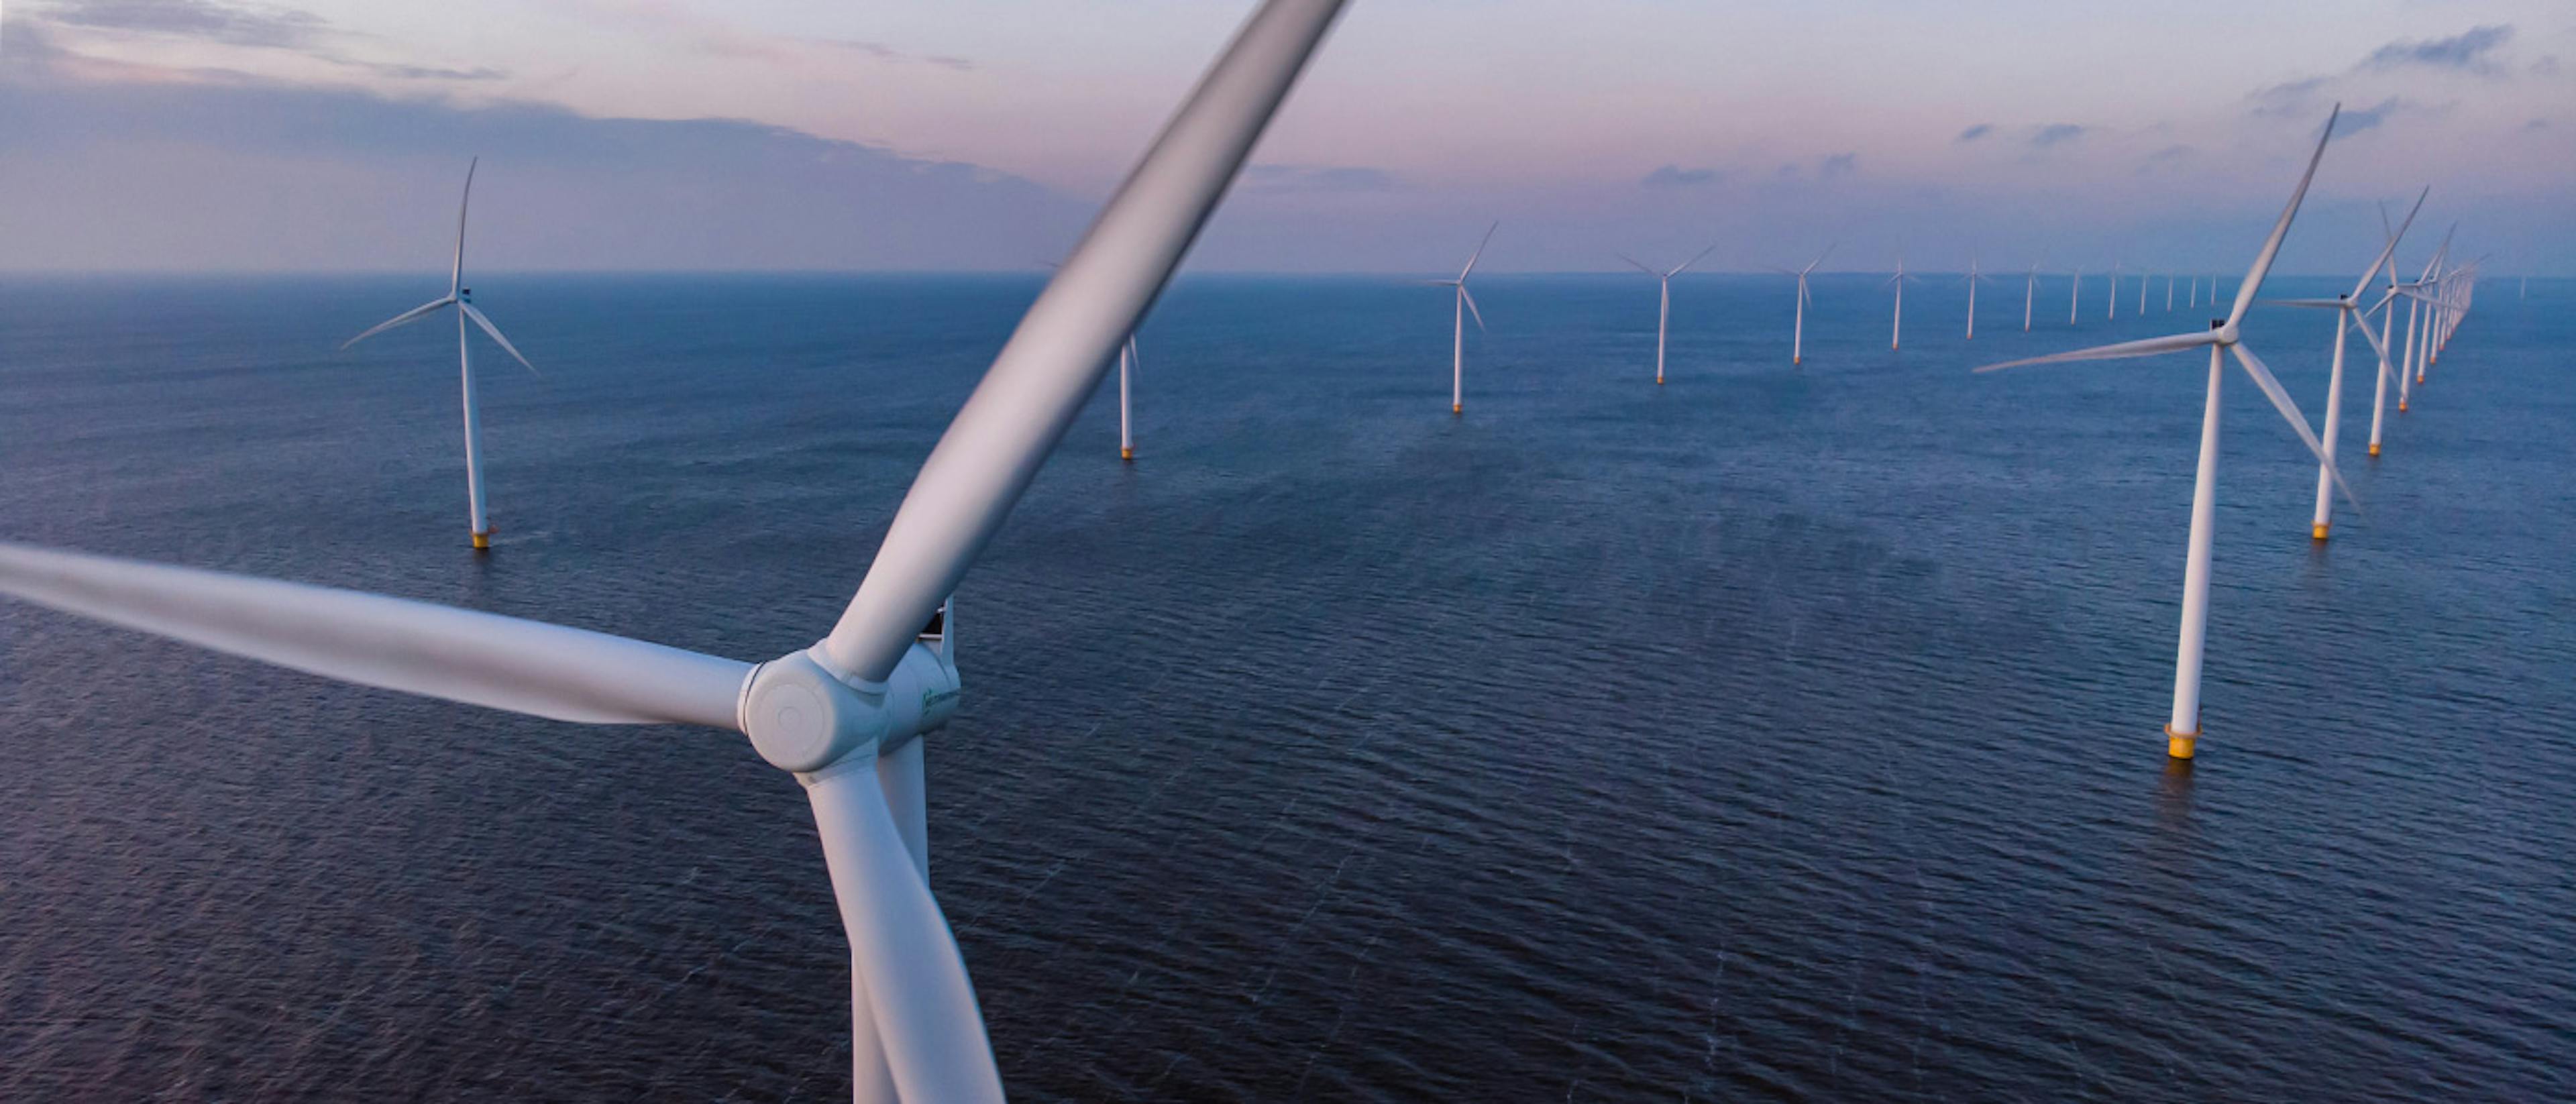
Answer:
[1965,254,1994,340]
[2023,260,2043,332]
[1776,243,1835,366]
[1884,254,1919,349]
[1621,243,1716,383]
[340,157,537,553]
[1429,223,1496,415]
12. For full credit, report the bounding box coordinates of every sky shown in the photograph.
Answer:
[3,0,2571,275]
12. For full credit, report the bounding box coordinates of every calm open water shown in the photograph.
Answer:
[1,272,2571,1101]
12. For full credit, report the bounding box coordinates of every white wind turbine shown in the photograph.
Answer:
[1432,222,1496,413]
[2137,266,2149,315]
[2023,260,2042,332]
[0,3,1349,1101]
[1964,254,1994,340]
[2165,272,2176,313]
[2363,202,2417,460]
[1117,334,1141,461]
[2108,259,2122,321]
[1776,243,1834,366]
[2188,275,2199,309]
[2396,225,2451,412]
[1976,105,2355,761]
[1884,254,1918,349]
[341,158,538,551]
[2264,186,2424,541]
[1621,243,1716,382]
[2069,266,2082,325]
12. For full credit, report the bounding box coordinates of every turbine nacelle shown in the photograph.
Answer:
[741,607,961,774]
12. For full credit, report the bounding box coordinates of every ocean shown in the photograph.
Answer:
[2,271,2570,1101]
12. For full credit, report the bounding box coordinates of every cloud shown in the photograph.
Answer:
[41,0,325,49]
[2525,118,2551,131]
[1639,164,1721,188]
[1817,153,1857,179]
[2362,25,2513,74]
[0,53,1087,270]
[1246,163,1397,192]
[1955,123,1994,143]
[2338,98,2415,135]
[2029,123,2087,148]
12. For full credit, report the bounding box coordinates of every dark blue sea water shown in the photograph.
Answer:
[2,271,2571,1101]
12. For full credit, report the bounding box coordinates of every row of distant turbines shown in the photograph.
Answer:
[0,1,2514,1095]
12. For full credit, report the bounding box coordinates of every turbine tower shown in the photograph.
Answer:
[1975,106,2353,761]
[1884,255,1916,349]
[340,158,538,552]
[2267,186,2424,541]
[1622,243,1716,382]
[1778,243,1834,366]
[1965,254,1993,340]
[1432,223,1496,414]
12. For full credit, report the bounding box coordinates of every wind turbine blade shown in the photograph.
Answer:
[452,157,478,298]
[341,296,455,349]
[2349,186,2427,301]
[1460,220,1499,281]
[2349,308,2390,366]
[1458,284,1487,331]
[2230,343,2361,513]
[460,302,538,376]
[1803,241,1836,275]
[2226,104,2339,329]
[1670,243,1718,277]
[818,0,1349,684]
[1973,330,2218,373]
[0,542,749,728]
[1617,254,1660,278]
[805,762,1004,1104]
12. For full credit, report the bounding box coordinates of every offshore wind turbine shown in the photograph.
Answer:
[2138,267,2149,315]
[2165,273,2176,312]
[2023,260,2041,331]
[341,158,538,551]
[1623,243,1715,382]
[1965,255,1993,339]
[2108,260,2121,321]
[1884,255,1917,349]
[1432,223,1496,413]
[1117,335,1140,461]
[1976,105,2353,761]
[2070,266,2082,325]
[0,2,1349,1101]
[2363,201,2415,460]
[2398,225,2451,410]
[1776,243,1835,366]
[2267,186,2424,540]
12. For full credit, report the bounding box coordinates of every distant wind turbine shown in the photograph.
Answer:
[1430,223,1495,415]
[2138,268,2149,315]
[2188,276,2198,309]
[1884,255,1917,349]
[1776,243,1834,366]
[1965,255,1994,339]
[2363,199,2418,460]
[2108,260,2121,321]
[2070,267,2082,325]
[2266,186,2424,540]
[1118,335,1140,461]
[1622,243,1716,382]
[1974,105,2353,761]
[2023,260,2042,331]
[2165,273,2176,313]
[340,157,537,552]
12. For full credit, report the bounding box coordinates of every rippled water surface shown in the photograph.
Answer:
[3,272,2571,1101]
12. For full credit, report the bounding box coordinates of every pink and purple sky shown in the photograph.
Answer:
[3,0,2570,274]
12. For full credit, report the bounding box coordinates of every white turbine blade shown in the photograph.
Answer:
[1458,284,1487,331]
[341,296,454,349]
[2225,104,2339,329]
[805,762,1003,1104]
[1803,241,1837,275]
[2231,343,2361,512]
[0,542,749,728]
[818,0,1348,684]
[452,157,478,298]
[1459,220,1499,281]
[2349,308,2390,366]
[1974,330,2217,374]
[1617,254,1660,278]
[2349,186,2427,302]
[460,302,539,376]
[1670,243,1718,277]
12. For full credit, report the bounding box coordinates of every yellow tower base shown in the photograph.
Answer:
[2398,400,2408,412]
[2165,724,2198,761]
[1452,403,1462,415]
[471,531,490,551]
[2312,522,2330,541]
[1120,447,1133,461]
[2368,442,2381,457]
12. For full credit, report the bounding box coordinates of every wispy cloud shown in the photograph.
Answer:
[2029,123,2087,148]
[1640,164,1721,188]
[1818,152,1858,179]
[1955,123,1994,143]
[42,0,325,49]
[2362,25,2513,75]
[1246,163,1397,192]
[2338,98,2414,134]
